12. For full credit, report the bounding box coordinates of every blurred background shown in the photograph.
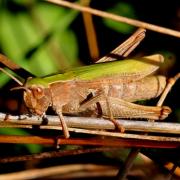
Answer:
[0,0,179,179]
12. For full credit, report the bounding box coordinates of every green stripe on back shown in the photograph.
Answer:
[26,54,163,86]
[44,54,162,83]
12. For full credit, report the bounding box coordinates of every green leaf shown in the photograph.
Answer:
[0,1,80,82]
[54,29,80,68]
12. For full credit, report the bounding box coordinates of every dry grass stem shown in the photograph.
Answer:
[0,135,179,148]
[0,147,118,163]
[45,0,180,38]
[80,0,99,61]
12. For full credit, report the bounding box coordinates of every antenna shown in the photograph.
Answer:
[10,86,30,92]
[0,67,23,86]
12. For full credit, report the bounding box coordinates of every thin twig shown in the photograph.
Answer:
[1,113,180,134]
[166,164,178,180]
[0,54,21,70]
[157,73,180,106]
[0,147,118,163]
[116,148,140,180]
[1,124,180,142]
[0,54,34,79]
[45,0,180,38]
[165,163,180,178]
[1,122,180,142]
[0,67,23,86]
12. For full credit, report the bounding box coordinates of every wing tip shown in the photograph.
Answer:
[144,54,164,63]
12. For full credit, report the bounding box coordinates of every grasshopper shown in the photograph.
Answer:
[13,53,170,139]
[0,53,170,138]
[0,29,173,138]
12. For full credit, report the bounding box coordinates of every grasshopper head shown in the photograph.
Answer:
[0,67,51,115]
[23,78,51,116]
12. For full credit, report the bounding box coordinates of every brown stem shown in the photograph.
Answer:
[0,135,179,148]
[0,147,118,163]
[1,113,180,135]
[116,148,140,180]
[0,124,180,141]
[45,0,180,38]
[0,54,34,79]
[80,0,99,61]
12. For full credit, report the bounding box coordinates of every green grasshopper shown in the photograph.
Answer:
[0,29,172,138]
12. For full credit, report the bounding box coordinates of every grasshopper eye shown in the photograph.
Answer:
[37,87,42,93]
[32,87,44,99]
